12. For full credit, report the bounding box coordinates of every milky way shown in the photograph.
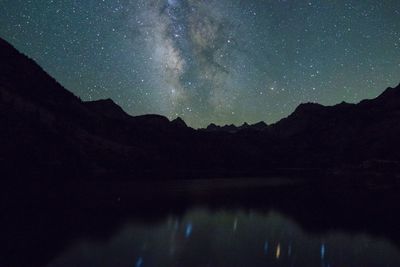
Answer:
[132,0,251,122]
[0,1,399,127]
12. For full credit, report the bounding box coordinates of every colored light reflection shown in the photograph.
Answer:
[185,223,193,238]
[233,218,238,231]
[321,243,326,260]
[135,257,143,267]
[276,243,281,259]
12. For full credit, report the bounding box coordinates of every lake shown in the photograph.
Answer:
[2,178,400,267]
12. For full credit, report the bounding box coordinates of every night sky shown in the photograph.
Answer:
[0,1,399,128]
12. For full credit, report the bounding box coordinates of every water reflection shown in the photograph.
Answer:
[47,209,400,267]
[276,243,281,259]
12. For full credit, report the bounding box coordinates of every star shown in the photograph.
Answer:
[0,0,398,128]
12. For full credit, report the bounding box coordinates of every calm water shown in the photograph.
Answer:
[46,209,400,267]
[3,178,400,267]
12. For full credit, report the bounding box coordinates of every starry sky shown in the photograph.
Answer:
[0,0,399,128]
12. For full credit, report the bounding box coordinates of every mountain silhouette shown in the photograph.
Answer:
[270,87,400,170]
[203,121,268,133]
[1,37,400,179]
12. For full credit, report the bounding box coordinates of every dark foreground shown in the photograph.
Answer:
[2,176,400,267]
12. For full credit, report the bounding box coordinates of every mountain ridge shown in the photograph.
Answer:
[1,37,400,179]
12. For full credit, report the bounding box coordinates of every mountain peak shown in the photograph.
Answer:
[378,84,400,99]
[172,117,187,128]
[293,102,324,114]
[253,121,268,127]
[363,84,400,110]
[204,121,268,133]
[252,121,268,129]
[84,98,129,120]
[296,102,324,109]
[89,98,116,105]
